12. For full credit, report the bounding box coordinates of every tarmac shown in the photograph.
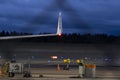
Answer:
[0,76,120,80]
[0,42,120,80]
[0,66,119,80]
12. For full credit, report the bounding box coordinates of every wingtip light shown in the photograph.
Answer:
[58,33,62,37]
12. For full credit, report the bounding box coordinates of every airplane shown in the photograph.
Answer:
[0,12,62,40]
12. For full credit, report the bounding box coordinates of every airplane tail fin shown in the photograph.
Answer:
[57,12,62,36]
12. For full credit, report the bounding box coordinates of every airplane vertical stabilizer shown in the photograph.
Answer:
[57,12,63,36]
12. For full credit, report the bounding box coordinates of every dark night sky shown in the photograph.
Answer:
[0,0,120,35]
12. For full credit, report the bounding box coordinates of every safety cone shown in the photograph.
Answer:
[57,64,60,71]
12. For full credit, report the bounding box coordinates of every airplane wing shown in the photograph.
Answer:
[0,34,57,40]
[0,12,62,40]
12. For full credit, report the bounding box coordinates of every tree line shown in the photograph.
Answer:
[0,30,120,44]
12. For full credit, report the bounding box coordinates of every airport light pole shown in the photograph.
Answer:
[23,56,31,77]
[28,57,31,73]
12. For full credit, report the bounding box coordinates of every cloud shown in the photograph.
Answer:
[0,0,120,35]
